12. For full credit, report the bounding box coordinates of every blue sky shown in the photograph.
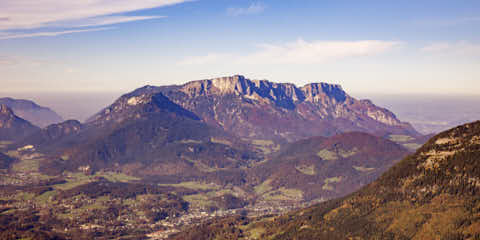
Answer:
[0,0,479,95]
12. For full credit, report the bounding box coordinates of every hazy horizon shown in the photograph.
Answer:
[1,0,480,95]
[1,88,479,135]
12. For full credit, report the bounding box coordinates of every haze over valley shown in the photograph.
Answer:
[2,91,478,135]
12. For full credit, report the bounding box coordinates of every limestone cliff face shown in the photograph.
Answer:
[179,75,302,106]
[159,75,418,143]
[178,75,401,125]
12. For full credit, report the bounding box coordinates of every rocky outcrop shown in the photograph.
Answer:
[158,75,419,143]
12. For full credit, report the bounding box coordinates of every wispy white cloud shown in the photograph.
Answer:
[421,41,480,57]
[0,0,190,30]
[52,15,166,28]
[0,0,190,40]
[227,2,266,16]
[0,27,115,40]
[179,39,402,65]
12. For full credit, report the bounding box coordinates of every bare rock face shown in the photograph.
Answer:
[0,104,39,141]
[159,75,419,144]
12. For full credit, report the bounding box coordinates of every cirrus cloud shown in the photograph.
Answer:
[51,15,166,28]
[0,0,190,30]
[0,0,191,40]
[0,27,115,40]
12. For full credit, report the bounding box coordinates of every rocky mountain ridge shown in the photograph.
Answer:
[87,75,418,145]
[159,75,419,143]
[174,75,409,126]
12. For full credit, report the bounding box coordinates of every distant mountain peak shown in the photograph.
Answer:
[0,97,63,128]
[0,104,39,141]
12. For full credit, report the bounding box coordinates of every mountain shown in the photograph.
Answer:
[0,104,39,142]
[172,121,480,240]
[0,97,63,128]
[29,90,259,180]
[247,132,409,201]
[155,75,419,145]
[85,75,418,145]
[0,78,430,239]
